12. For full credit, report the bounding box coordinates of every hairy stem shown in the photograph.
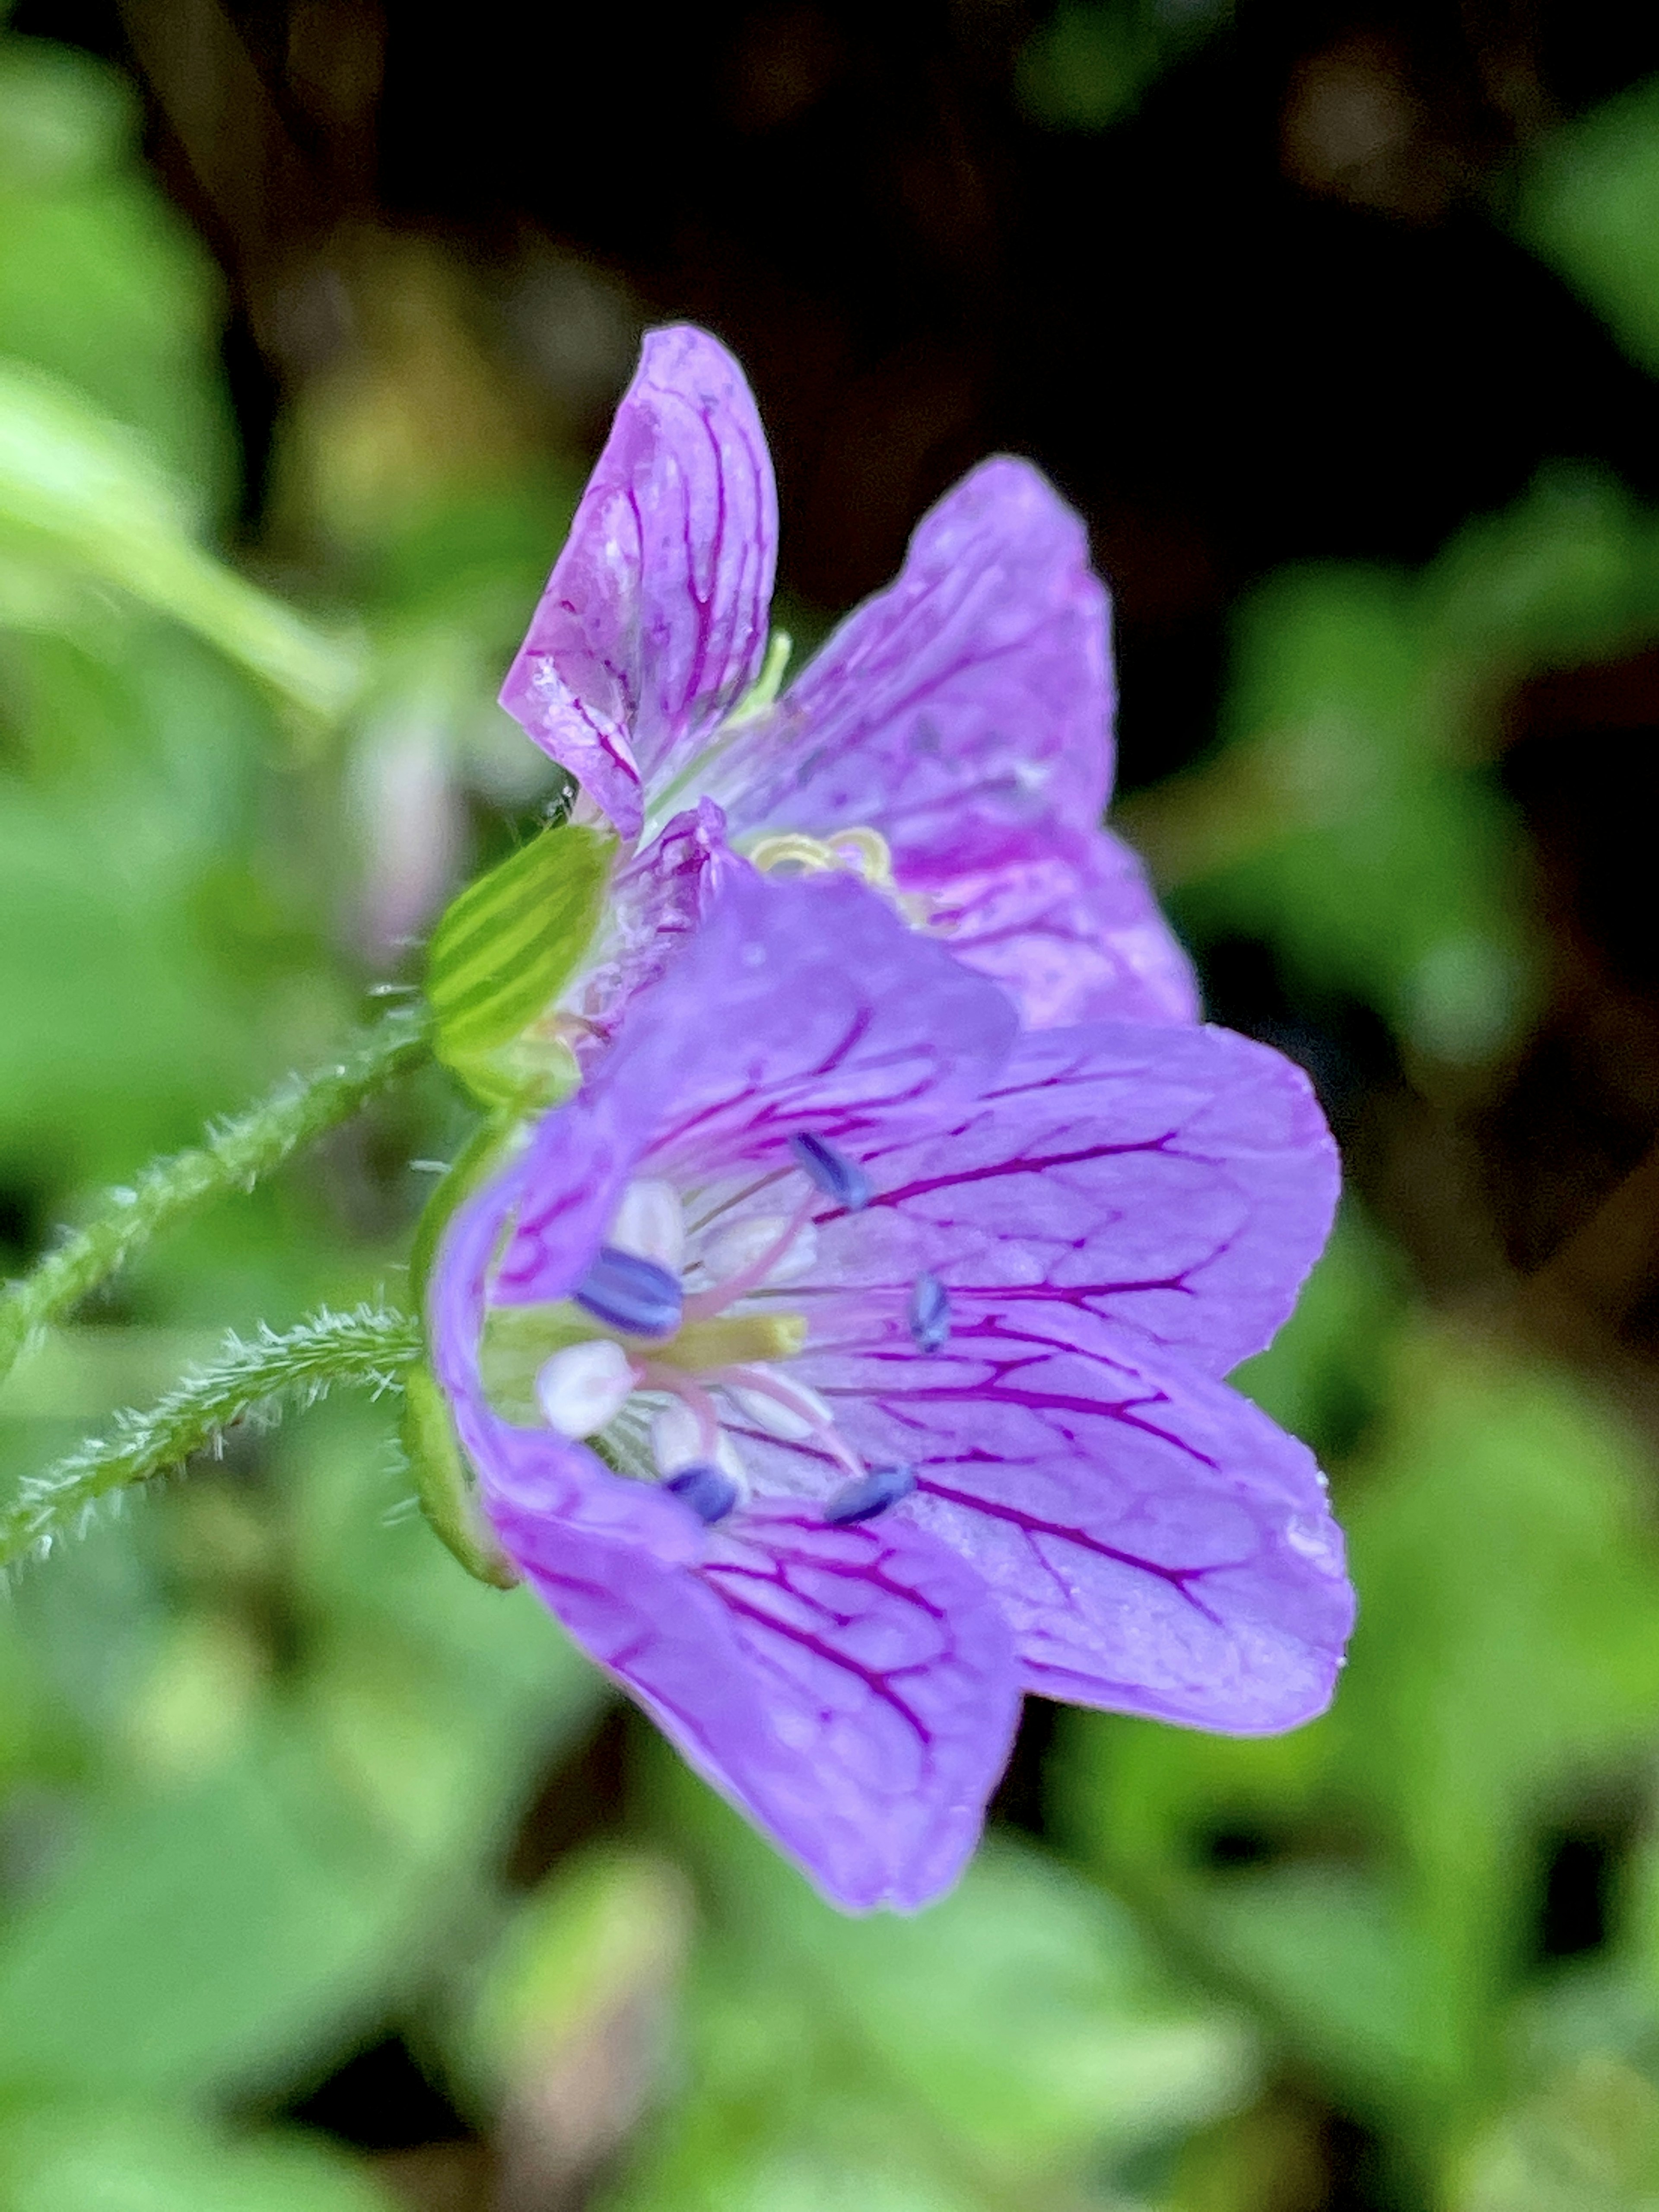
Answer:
[0,1004,431,1387]
[0,1304,424,1567]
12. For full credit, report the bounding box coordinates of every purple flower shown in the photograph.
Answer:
[500,324,1198,1038]
[430,869,1351,1912]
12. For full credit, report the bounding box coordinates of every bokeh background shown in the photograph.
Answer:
[4,1,1659,2205]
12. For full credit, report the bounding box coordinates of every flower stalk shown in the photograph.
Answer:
[0,1303,423,1568]
[0,1003,431,1387]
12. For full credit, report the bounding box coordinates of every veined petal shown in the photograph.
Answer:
[518,1502,1018,1911]
[909,821,1199,1030]
[722,457,1111,853]
[501,327,777,840]
[616,868,1020,1183]
[795,1020,1338,1381]
[493,870,1018,1305]
[775,1330,1351,1735]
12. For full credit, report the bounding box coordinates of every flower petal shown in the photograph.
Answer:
[561,800,731,1060]
[796,1020,1338,1381]
[492,870,1018,1305]
[911,821,1200,1029]
[769,1331,1352,1734]
[618,868,1020,1184]
[500,327,777,840]
[722,457,1111,853]
[515,1501,1019,1911]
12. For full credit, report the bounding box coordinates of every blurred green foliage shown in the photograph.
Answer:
[6,15,1659,2211]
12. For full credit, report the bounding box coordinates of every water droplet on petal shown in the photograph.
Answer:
[1285,1512,1341,1572]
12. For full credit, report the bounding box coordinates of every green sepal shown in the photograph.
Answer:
[407,1112,529,1314]
[426,819,613,1108]
[401,1361,520,1590]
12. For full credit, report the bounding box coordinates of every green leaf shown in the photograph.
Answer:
[426,820,612,1107]
[0,358,358,716]
[1452,2056,1659,2212]
[1514,74,1659,382]
[0,1400,599,2104]
[1055,1326,1659,2155]
[0,2103,397,2212]
[785,1838,1259,2173]
[0,33,235,501]
[614,1751,1257,2209]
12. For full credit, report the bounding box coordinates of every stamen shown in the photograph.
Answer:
[574,1245,683,1338]
[701,1212,817,1287]
[709,1365,864,1481]
[826,825,896,888]
[721,1368,834,1442]
[681,1192,817,1322]
[607,1179,686,1271]
[665,1465,741,1524]
[648,1388,722,1470]
[789,1131,871,1213]
[823,1464,917,1526]
[908,1271,951,1354]
[536,1339,639,1438]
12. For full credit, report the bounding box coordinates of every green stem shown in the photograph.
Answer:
[0,1003,431,1388]
[1,1304,424,1567]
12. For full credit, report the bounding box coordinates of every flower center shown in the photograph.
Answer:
[486,1141,951,1530]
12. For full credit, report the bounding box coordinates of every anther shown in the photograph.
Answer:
[823,1463,916,1526]
[908,1271,951,1353]
[573,1245,683,1338]
[789,1131,871,1212]
[666,1464,741,1524]
[536,1340,639,1438]
[607,1179,686,1271]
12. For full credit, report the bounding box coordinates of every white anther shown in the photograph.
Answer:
[536,1340,639,1438]
[650,1397,704,1473]
[702,1213,817,1287]
[723,1370,834,1442]
[607,1178,686,1271]
[649,1400,748,1489]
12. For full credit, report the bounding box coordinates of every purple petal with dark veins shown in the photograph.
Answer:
[720,457,1111,851]
[597,1503,1019,1910]
[784,1019,1338,1381]
[737,1330,1351,1734]
[432,1122,1021,1910]
[500,327,776,840]
[906,820,1200,1030]
[618,868,1020,1192]
[496,870,1017,1306]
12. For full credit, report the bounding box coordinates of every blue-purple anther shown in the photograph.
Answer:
[573,1245,683,1338]
[665,1465,741,1524]
[789,1131,871,1213]
[908,1270,951,1354]
[824,1463,918,1526]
